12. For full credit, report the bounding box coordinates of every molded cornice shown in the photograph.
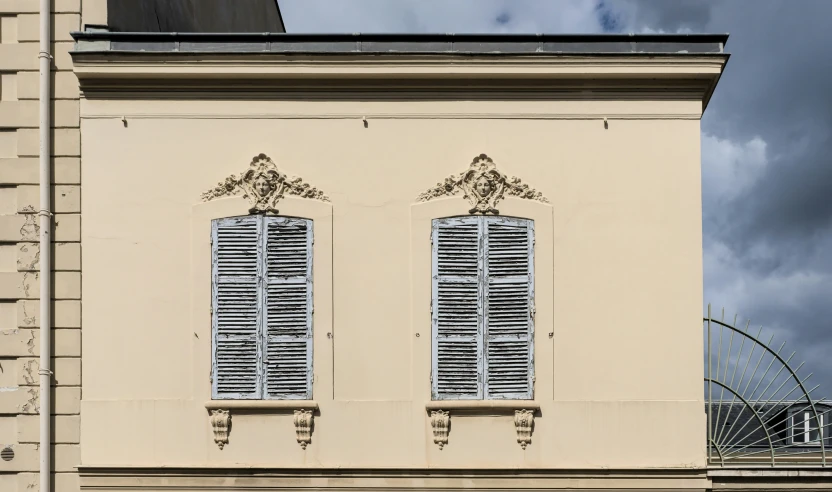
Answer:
[71,54,727,110]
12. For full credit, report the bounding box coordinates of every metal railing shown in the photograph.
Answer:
[705,306,830,467]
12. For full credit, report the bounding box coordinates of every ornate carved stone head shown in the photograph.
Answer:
[458,155,506,214]
[239,154,284,213]
[417,154,547,214]
[202,153,329,214]
[474,176,493,199]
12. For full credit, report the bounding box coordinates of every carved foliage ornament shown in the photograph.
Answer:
[417,154,548,214]
[514,409,534,449]
[210,409,231,450]
[294,409,313,450]
[430,410,450,450]
[202,153,329,214]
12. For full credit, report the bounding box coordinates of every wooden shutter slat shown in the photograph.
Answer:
[435,337,479,396]
[264,217,313,400]
[265,338,312,398]
[436,281,478,336]
[266,282,309,337]
[267,220,309,278]
[486,279,530,337]
[435,220,479,277]
[432,217,483,400]
[215,279,258,336]
[212,217,261,399]
[485,217,534,400]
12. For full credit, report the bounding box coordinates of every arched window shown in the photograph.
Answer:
[431,216,534,400]
[211,215,313,400]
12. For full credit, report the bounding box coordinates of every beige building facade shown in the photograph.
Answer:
[0,3,830,491]
[69,31,721,490]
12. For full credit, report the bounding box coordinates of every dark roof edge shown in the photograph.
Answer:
[274,0,285,33]
[72,30,729,45]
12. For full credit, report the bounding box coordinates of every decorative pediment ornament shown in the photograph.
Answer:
[417,154,548,215]
[201,153,329,214]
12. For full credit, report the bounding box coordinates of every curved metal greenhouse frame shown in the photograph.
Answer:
[705,306,830,467]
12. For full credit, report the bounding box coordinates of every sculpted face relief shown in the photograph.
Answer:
[202,153,329,214]
[254,175,272,200]
[417,154,548,215]
[475,176,493,199]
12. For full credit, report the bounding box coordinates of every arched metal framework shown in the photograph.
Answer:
[705,306,830,467]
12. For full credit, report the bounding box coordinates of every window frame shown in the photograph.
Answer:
[210,214,314,401]
[430,215,535,401]
[790,409,824,446]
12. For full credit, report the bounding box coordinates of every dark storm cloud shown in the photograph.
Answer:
[278,0,832,396]
[610,0,713,33]
[615,0,832,396]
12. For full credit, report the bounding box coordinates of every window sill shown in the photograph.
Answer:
[425,400,540,415]
[205,400,318,411]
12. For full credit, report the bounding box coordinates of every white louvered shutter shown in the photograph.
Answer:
[484,217,534,399]
[263,216,313,399]
[212,216,262,399]
[431,217,483,399]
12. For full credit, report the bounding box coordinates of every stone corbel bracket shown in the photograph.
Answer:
[209,409,231,450]
[201,153,329,215]
[514,409,534,449]
[294,409,314,449]
[426,402,539,450]
[205,401,318,450]
[430,410,450,449]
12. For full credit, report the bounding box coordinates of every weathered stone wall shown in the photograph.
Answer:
[0,1,103,490]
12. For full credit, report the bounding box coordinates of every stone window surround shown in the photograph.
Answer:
[192,196,334,403]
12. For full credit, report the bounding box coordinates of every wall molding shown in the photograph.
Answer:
[80,112,704,121]
[77,467,712,491]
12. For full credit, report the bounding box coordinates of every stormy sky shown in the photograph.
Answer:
[280,1,832,399]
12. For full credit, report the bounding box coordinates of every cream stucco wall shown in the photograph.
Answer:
[78,92,706,469]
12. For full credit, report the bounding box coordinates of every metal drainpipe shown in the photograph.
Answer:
[38,0,52,489]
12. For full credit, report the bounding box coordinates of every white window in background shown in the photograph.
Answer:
[431,216,535,401]
[791,410,824,445]
[211,215,313,400]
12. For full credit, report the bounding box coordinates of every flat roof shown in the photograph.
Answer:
[71,31,728,55]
